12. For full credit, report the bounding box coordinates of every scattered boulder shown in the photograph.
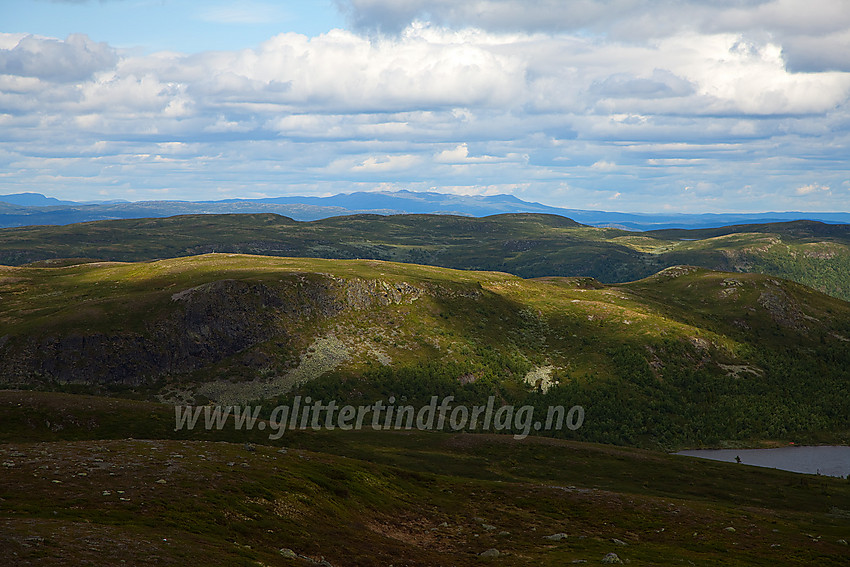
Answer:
[543,533,568,541]
[479,548,500,558]
[601,552,622,564]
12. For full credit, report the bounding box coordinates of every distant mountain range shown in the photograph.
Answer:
[1,190,849,230]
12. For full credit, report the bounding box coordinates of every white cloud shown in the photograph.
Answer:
[336,0,850,71]
[0,33,28,50]
[0,33,116,82]
[147,28,527,114]
[1,7,849,212]
[796,183,830,195]
[656,33,850,115]
[435,143,469,163]
[591,160,617,171]
[434,143,503,164]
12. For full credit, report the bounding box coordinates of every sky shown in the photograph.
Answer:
[1,0,849,213]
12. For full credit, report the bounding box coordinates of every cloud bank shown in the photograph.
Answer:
[337,0,850,71]
[1,0,849,212]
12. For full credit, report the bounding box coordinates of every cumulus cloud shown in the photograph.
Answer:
[337,0,850,72]
[435,144,470,163]
[0,33,117,82]
[434,143,502,164]
[1,5,849,212]
[149,28,527,114]
[340,0,850,37]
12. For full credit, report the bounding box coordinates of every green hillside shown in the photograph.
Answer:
[1,213,849,301]
[2,254,849,449]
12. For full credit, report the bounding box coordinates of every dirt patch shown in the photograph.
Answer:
[194,335,350,404]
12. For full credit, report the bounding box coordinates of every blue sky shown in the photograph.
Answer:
[4,1,345,53]
[2,0,849,212]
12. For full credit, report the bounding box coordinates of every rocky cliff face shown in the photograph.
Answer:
[0,275,425,387]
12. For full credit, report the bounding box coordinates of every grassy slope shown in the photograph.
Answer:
[1,213,849,301]
[1,391,849,566]
[2,255,849,449]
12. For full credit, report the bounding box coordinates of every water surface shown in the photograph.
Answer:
[675,445,850,477]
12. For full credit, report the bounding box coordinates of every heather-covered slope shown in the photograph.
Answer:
[1,391,849,566]
[2,255,848,448]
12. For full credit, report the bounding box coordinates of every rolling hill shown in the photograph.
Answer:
[2,254,849,449]
[1,212,849,302]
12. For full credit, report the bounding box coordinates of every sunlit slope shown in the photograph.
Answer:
[2,213,849,300]
[1,254,849,447]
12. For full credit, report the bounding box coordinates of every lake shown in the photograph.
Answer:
[675,445,850,477]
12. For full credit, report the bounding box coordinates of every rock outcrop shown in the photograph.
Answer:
[0,275,424,386]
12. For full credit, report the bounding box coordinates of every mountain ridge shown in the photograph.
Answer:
[2,189,849,230]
